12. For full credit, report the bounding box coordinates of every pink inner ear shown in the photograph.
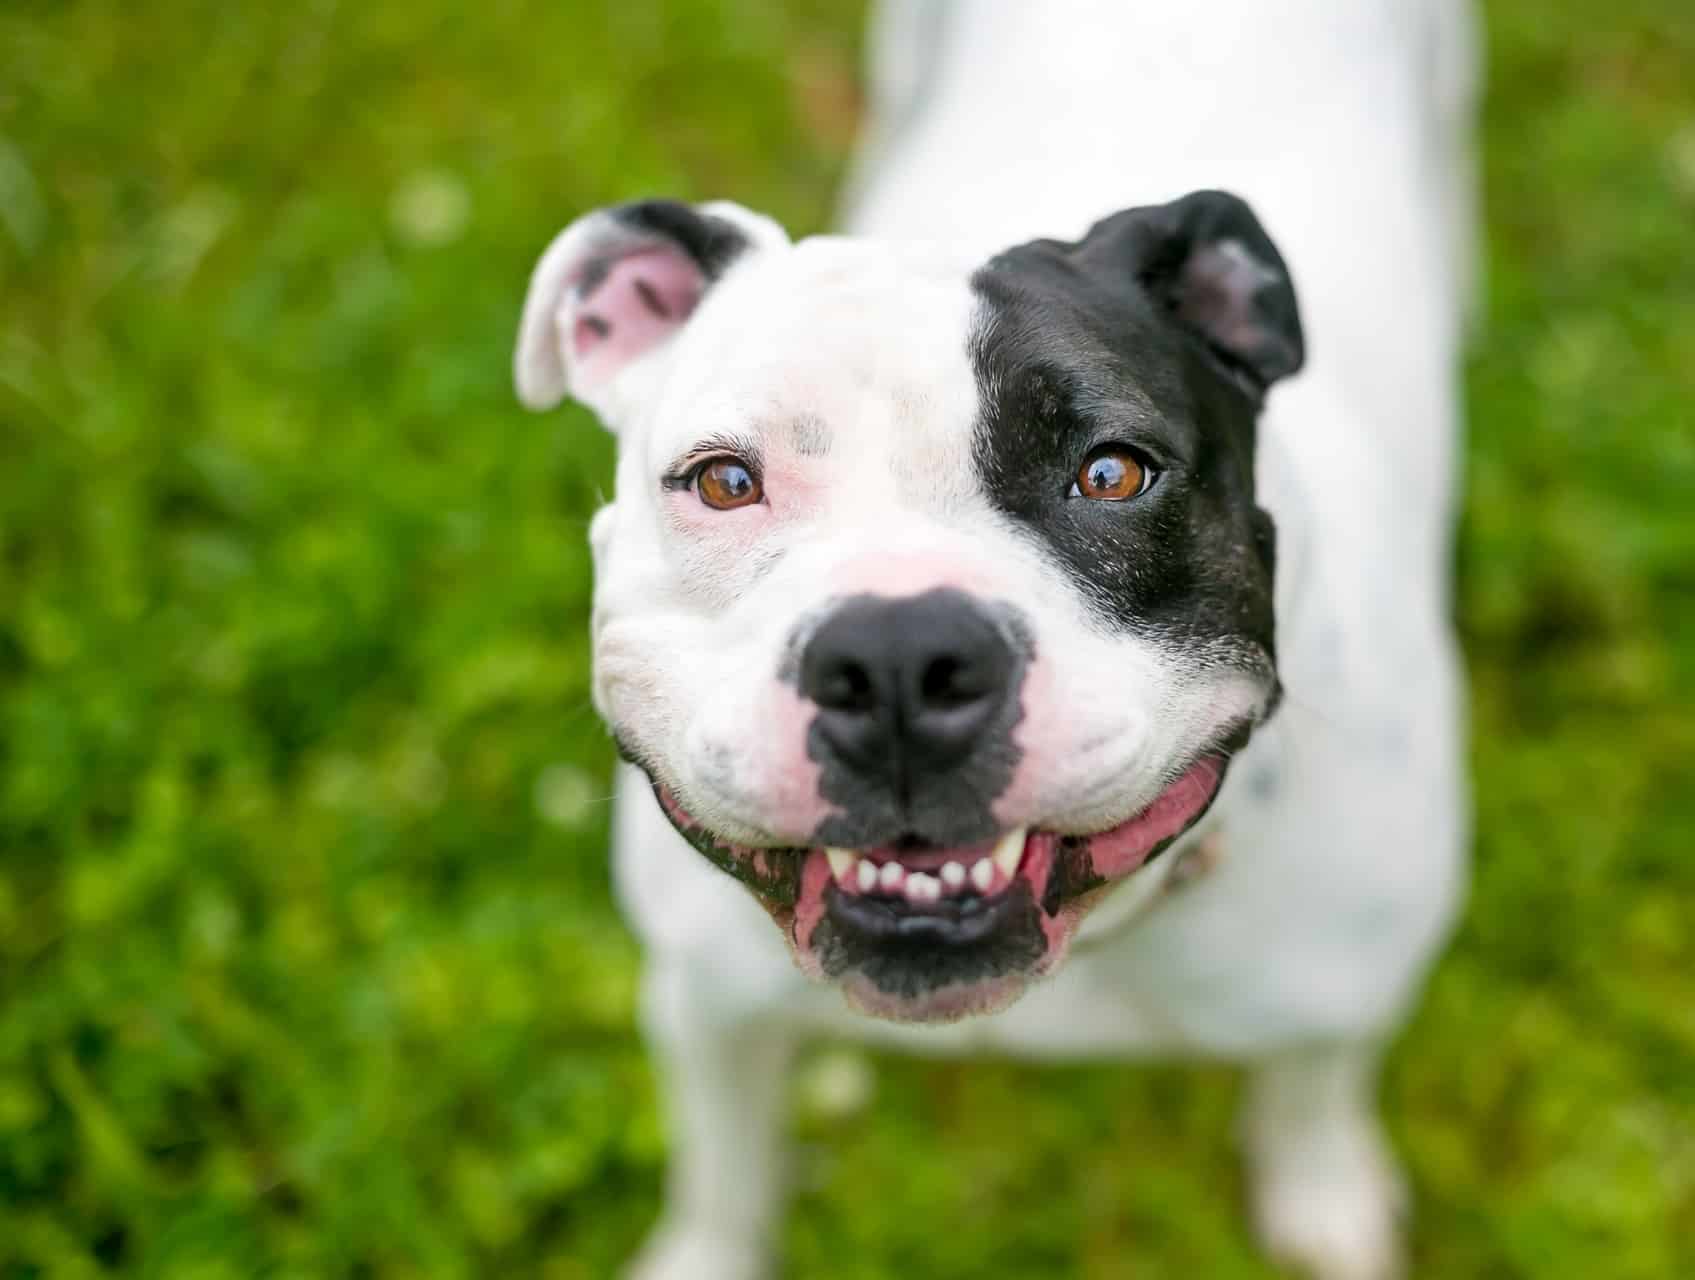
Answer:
[569,247,706,389]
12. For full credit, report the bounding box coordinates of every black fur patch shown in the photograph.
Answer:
[610,198,750,281]
[968,192,1296,672]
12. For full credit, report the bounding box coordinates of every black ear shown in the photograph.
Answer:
[1076,190,1304,393]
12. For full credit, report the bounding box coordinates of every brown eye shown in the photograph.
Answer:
[1074,446,1151,501]
[696,458,763,510]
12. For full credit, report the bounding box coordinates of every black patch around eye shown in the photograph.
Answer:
[967,244,1277,667]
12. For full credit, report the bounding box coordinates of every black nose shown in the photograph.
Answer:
[798,589,1018,794]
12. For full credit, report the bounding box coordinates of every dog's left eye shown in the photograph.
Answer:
[695,457,764,510]
[1071,445,1156,501]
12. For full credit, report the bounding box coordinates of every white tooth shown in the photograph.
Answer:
[906,872,940,903]
[970,858,995,893]
[856,858,878,892]
[878,861,905,893]
[826,848,856,882]
[940,861,966,891]
[992,826,1027,880]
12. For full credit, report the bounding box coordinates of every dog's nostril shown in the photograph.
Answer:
[816,658,876,713]
[922,644,1008,710]
[920,655,978,707]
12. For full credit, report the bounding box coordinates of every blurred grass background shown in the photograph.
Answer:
[1,1,1691,1276]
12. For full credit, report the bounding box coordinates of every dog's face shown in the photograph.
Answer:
[515,192,1302,1021]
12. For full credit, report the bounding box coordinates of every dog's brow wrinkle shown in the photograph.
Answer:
[789,413,831,457]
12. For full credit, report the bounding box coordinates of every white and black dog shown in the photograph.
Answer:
[514,2,1476,1276]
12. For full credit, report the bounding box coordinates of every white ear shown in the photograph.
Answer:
[513,199,788,425]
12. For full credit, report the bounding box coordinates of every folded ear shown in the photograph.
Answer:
[1077,190,1304,394]
[514,198,788,424]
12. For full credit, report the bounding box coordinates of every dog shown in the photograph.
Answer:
[513,2,1476,1275]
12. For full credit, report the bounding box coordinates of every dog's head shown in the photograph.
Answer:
[515,192,1301,1021]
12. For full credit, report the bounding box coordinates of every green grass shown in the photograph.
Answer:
[1,1,1691,1276]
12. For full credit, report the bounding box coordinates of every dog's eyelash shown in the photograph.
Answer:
[662,432,764,489]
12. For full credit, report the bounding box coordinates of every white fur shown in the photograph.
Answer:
[524,2,1477,1276]
[583,236,1258,855]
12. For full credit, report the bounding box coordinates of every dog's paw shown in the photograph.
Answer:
[1248,1121,1408,1280]
[624,1222,769,1280]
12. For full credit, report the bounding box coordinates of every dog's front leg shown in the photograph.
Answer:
[626,966,795,1280]
[1241,1040,1409,1280]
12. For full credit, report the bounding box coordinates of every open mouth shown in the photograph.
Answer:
[649,751,1232,1022]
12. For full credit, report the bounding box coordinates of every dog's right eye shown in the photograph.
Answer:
[1071,444,1155,501]
[695,458,764,510]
